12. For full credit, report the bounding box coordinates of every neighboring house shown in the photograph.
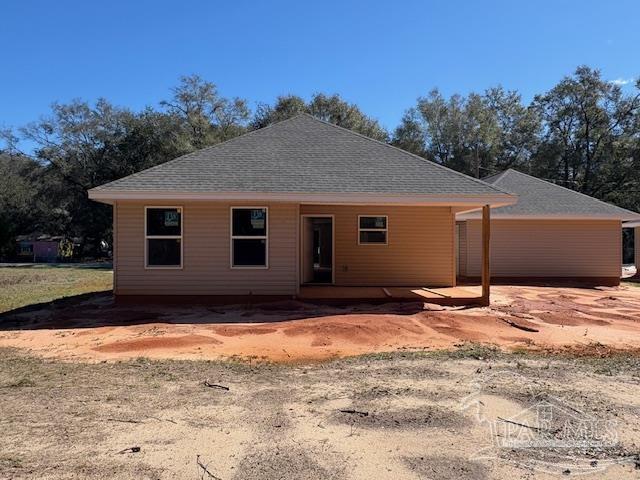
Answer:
[457,169,640,286]
[88,114,515,302]
[16,235,62,263]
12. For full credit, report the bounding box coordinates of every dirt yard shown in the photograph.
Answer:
[1,347,640,479]
[1,283,640,362]
[2,276,640,478]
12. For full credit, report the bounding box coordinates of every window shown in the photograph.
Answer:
[358,215,388,244]
[18,243,34,256]
[231,207,268,268]
[145,207,182,268]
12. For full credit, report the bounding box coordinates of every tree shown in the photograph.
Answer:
[484,87,541,173]
[251,93,389,141]
[0,153,45,255]
[251,95,307,129]
[18,99,133,252]
[160,74,249,149]
[531,66,640,200]
[17,99,193,254]
[392,89,505,176]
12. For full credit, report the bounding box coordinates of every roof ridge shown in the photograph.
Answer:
[301,114,513,197]
[482,169,513,185]
[92,114,309,191]
[502,169,639,216]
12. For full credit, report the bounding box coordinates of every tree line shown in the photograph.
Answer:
[1,66,639,258]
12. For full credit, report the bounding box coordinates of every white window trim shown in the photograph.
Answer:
[230,206,269,269]
[358,215,388,245]
[144,206,183,269]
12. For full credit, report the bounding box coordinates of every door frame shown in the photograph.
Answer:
[299,214,335,285]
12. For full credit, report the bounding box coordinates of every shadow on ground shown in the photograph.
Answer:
[0,291,432,331]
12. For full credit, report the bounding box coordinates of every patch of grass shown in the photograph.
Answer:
[433,343,502,360]
[622,281,640,289]
[0,266,112,313]
[4,377,36,388]
[451,343,501,359]
[583,354,640,376]
[341,343,504,364]
[0,455,23,468]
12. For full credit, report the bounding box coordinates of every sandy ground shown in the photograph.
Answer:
[1,348,640,479]
[1,284,640,362]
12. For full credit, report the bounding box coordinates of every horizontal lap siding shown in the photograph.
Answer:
[300,205,454,286]
[636,227,640,269]
[457,221,467,277]
[464,219,621,278]
[115,201,297,295]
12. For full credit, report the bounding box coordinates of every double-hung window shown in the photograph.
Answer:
[358,215,388,244]
[145,207,182,268]
[231,207,268,268]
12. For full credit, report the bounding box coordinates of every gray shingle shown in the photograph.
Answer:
[91,114,508,197]
[484,169,640,220]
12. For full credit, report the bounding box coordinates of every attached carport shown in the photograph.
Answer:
[623,220,640,279]
[457,170,640,286]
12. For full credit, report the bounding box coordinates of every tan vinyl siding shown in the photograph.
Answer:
[636,227,640,270]
[463,219,621,278]
[115,201,298,295]
[300,205,455,286]
[457,221,467,277]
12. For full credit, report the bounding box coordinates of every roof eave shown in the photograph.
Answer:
[458,212,640,221]
[88,188,517,207]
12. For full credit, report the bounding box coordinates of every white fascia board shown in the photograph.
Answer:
[88,189,517,207]
[457,213,639,221]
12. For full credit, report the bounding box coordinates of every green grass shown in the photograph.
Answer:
[0,266,113,313]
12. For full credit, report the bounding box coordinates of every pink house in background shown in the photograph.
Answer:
[16,236,62,263]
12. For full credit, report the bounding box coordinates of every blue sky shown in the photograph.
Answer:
[1,0,639,140]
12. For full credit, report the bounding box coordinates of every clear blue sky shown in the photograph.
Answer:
[1,0,639,139]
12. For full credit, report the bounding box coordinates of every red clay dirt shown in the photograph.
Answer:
[1,284,640,362]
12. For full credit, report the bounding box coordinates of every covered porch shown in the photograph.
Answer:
[299,204,493,306]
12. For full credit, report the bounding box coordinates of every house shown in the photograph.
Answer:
[88,114,515,304]
[457,169,640,286]
[15,235,63,263]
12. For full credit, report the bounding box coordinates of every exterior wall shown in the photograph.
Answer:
[34,241,59,262]
[462,219,621,280]
[114,201,298,295]
[636,227,640,272]
[300,205,455,286]
[456,221,467,277]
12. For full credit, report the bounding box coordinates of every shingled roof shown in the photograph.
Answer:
[89,114,513,204]
[480,169,640,220]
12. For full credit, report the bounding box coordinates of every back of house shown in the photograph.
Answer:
[89,114,514,299]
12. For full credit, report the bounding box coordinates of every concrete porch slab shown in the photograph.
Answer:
[298,285,481,306]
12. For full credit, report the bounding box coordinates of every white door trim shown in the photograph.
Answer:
[299,214,335,285]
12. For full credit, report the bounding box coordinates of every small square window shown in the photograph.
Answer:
[358,215,388,244]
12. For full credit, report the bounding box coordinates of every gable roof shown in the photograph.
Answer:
[88,114,514,206]
[475,169,640,220]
